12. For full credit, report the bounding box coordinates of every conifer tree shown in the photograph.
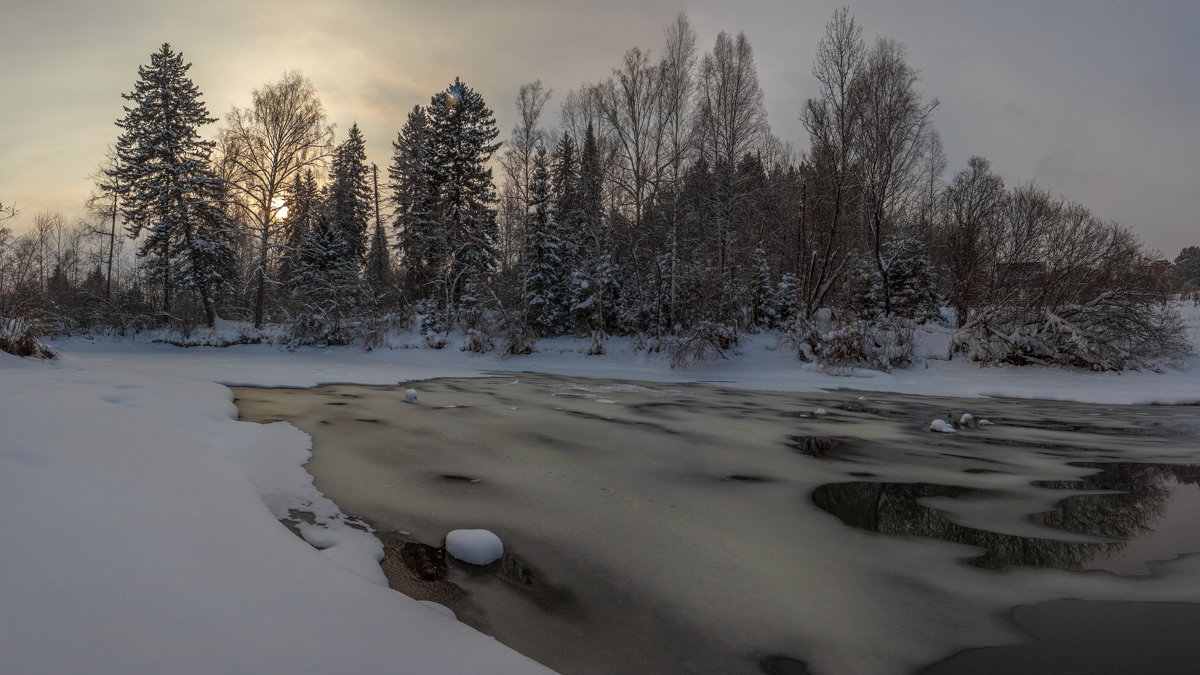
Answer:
[571,124,616,348]
[552,133,582,320]
[424,78,501,308]
[280,170,321,287]
[523,146,562,335]
[389,106,440,298]
[106,43,234,326]
[293,199,359,334]
[328,124,372,268]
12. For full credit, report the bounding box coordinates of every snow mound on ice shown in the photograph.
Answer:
[405,388,418,404]
[960,413,974,426]
[929,419,956,433]
[814,408,828,416]
[446,529,504,565]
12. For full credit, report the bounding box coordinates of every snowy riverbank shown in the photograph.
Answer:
[3,324,1200,674]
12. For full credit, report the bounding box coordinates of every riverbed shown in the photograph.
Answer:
[233,373,1200,675]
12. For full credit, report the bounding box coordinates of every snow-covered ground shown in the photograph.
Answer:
[2,303,1198,674]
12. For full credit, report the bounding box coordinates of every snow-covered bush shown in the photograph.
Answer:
[814,316,915,372]
[0,317,54,358]
[955,295,1190,371]
[414,299,448,349]
[849,237,940,322]
[663,320,739,368]
[777,315,820,361]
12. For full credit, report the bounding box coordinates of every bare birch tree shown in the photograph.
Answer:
[219,71,333,326]
[498,80,551,270]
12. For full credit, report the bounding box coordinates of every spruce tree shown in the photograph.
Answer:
[106,43,234,326]
[280,170,321,288]
[389,106,441,298]
[523,145,562,336]
[328,123,372,268]
[293,198,359,335]
[552,133,581,320]
[571,123,616,348]
[424,78,501,308]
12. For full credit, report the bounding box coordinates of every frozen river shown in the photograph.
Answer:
[233,373,1200,675]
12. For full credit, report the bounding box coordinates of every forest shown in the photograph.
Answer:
[0,10,1193,371]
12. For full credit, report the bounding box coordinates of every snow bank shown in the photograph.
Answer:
[47,316,1200,405]
[0,360,549,675]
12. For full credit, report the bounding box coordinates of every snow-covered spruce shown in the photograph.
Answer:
[445,529,504,566]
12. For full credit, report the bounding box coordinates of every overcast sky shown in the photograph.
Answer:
[1,0,1195,256]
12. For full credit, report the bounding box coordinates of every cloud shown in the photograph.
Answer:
[1,0,1196,255]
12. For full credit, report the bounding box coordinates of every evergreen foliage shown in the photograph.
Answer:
[522,146,563,336]
[424,78,501,307]
[106,43,235,326]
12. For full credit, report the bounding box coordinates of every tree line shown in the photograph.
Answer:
[0,10,1191,369]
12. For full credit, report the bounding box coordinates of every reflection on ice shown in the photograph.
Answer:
[233,373,1200,675]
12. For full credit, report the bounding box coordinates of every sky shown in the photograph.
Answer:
[0,0,1196,256]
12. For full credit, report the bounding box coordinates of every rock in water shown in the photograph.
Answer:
[445,529,504,566]
[929,419,956,433]
[405,388,418,404]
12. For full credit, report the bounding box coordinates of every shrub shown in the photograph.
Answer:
[814,316,914,372]
[0,316,55,359]
[663,321,739,368]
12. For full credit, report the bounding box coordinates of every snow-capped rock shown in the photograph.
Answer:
[445,529,504,566]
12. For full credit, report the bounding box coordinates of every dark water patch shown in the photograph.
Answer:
[963,468,1005,474]
[921,600,1200,675]
[979,437,1083,451]
[812,480,1116,570]
[847,471,877,478]
[786,435,851,459]
[838,402,911,417]
[354,418,382,424]
[724,474,769,482]
[325,401,347,406]
[561,407,679,434]
[759,654,812,674]
[440,474,482,483]
[812,462,1200,573]
[940,452,1005,464]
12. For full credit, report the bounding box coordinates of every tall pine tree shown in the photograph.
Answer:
[106,43,234,326]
